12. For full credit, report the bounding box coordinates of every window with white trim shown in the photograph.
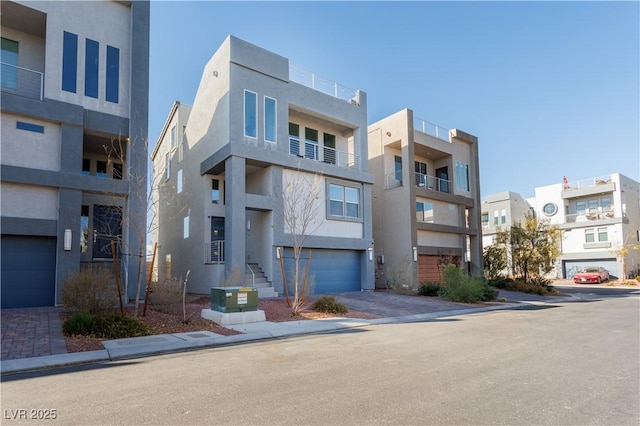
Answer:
[244,90,257,138]
[501,209,507,225]
[585,228,595,243]
[328,182,360,220]
[597,227,608,242]
[264,96,276,143]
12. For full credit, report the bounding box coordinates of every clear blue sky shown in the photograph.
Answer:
[149,1,639,199]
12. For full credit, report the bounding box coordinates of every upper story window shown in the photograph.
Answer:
[328,182,360,220]
[394,156,402,183]
[62,32,78,93]
[416,201,434,223]
[601,196,612,211]
[165,152,171,180]
[264,97,277,143]
[576,201,586,214]
[415,161,427,186]
[178,126,186,162]
[289,123,300,155]
[323,133,336,164]
[1,37,19,90]
[96,160,107,178]
[177,169,183,194]
[481,212,489,225]
[106,45,119,103]
[305,128,319,160]
[170,125,177,150]
[84,39,99,98]
[501,209,507,225]
[455,161,470,191]
[543,203,558,216]
[244,90,257,138]
[212,179,220,203]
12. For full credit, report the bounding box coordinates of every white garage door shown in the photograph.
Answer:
[564,259,619,279]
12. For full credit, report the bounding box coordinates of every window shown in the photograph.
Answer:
[455,161,470,191]
[501,209,507,225]
[305,128,318,160]
[416,201,434,223]
[96,161,107,178]
[585,228,595,243]
[323,133,336,164]
[165,152,171,179]
[543,203,558,216]
[92,205,122,259]
[177,169,183,193]
[16,121,44,133]
[597,227,608,242]
[328,183,360,219]
[212,179,220,203]
[601,197,612,211]
[576,201,586,215]
[415,161,427,186]
[264,96,276,143]
[588,199,598,213]
[183,216,189,239]
[178,126,185,162]
[84,39,99,98]
[1,37,19,90]
[289,123,300,155]
[62,32,78,93]
[113,163,123,180]
[244,90,257,138]
[106,45,119,103]
[481,212,489,226]
[170,125,177,150]
[493,211,499,225]
[80,205,89,253]
[82,158,91,175]
[394,156,402,183]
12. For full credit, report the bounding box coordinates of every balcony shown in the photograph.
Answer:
[1,62,43,100]
[289,137,359,169]
[204,240,225,264]
[562,175,615,199]
[384,171,452,193]
[289,64,361,105]
[566,207,618,224]
[413,116,451,142]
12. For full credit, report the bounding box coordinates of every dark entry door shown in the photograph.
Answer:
[436,167,449,193]
[211,216,225,262]
[93,205,122,258]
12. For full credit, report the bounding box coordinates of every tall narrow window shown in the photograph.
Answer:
[177,169,183,193]
[84,39,99,98]
[323,133,336,164]
[501,209,507,225]
[585,228,595,243]
[455,161,470,191]
[415,161,427,186]
[80,205,89,253]
[345,187,359,218]
[106,45,119,103]
[493,211,499,225]
[178,126,186,162]
[597,227,608,242]
[1,37,19,90]
[394,155,402,183]
[183,216,189,239]
[289,123,300,155]
[212,179,219,203]
[165,152,171,179]
[62,32,78,93]
[96,160,107,178]
[82,158,91,175]
[244,90,257,138]
[170,125,177,150]
[264,96,277,143]
[305,128,318,160]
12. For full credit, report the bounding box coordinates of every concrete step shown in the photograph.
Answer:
[257,286,278,298]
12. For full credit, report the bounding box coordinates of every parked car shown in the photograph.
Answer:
[573,267,610,284]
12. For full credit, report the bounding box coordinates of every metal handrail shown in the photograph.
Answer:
[413,116,451,142]
[1,62,44,100]
[289,64,360,104]
[246,263,255,288]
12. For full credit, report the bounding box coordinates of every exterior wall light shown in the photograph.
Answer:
[412,246,418,262]
[64,229,72,251]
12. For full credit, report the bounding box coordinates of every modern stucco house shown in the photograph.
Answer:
[1,0,149,308]
[480,191,534,248]
[367,109,483,288]
[151,35,375,296]
[533,173,640,279]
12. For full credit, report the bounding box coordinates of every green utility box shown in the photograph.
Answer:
[210,287,258,313]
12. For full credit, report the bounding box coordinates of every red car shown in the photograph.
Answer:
[573,267,610,284]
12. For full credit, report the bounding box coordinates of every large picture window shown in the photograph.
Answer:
[264,96,276,143]
[244,90,257,138]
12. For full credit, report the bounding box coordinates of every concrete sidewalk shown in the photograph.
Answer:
[1,291,579,375]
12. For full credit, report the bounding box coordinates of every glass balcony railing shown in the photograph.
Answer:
[289,64,360,105]
[288,137,359,169]
[1,62,44,100]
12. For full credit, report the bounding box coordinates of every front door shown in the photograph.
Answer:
[93,205,122,258]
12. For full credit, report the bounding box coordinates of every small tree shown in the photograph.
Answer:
[609,232,640,281]
[495,211,562,282]
[279,169,324,315]
[483,244,507,281]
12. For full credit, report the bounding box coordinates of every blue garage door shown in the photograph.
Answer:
[1,236,57,308]
[283,249,361,294]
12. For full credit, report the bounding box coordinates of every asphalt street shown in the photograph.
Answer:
[1,288,638,425]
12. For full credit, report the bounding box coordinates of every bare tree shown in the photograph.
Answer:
[279,169,324,315]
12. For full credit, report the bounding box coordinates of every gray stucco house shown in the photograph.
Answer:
[1,0,149,308]
[151,36,375,296]
[367,109,483,287]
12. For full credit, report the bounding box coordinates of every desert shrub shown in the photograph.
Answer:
[438,265,496,303]
[62,311,94,336]
[636,275,640,282]
[91,313,151,339]
[148,274,183,313]
[61,269,119,314]
[418,282,442,297]
[311,296,348,314]
[385,254,416,294]
[510,278,556,296]
[488,277,515,290]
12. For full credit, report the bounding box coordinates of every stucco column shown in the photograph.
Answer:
[225,156,246,276]
[56,188,82,304]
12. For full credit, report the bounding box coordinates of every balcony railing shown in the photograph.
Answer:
[566,207,617,223]
[289,137,359,169]
[1,62,44,100]
[564,175,612,190]
[289,64,360,104]
[204,240,225,264]
[414,172,451,194]
[413,116,451,142]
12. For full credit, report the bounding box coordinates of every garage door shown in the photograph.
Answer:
[564,259,619,279]
[283,249,361,293]
[1,235,57,308]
